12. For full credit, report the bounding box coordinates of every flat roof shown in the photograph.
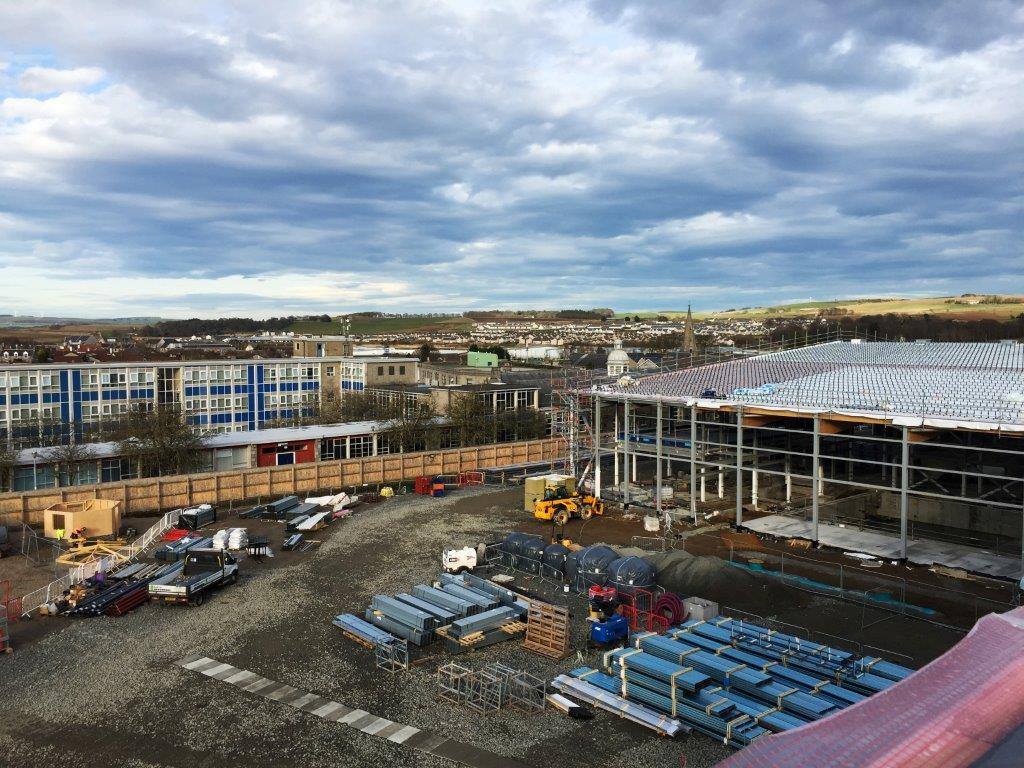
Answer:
[13,420,399,463]
[0,357,347,372]
[366,382,536,393]
[595,341,1024,430]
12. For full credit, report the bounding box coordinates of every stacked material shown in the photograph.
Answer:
[292,510,331,531]
[66,562,183,617]
[552,674,686,737]
[211,528,248,551]
[679,619,912,695]
[570,667,767,747]
[365,575,526,648]
[154,535,213,562]
[439,572,528,618]
[333,613,400,646]
[576,617,914,749]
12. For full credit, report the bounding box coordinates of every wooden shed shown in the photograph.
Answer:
[43,499,122,540]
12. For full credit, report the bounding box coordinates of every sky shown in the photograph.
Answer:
[0,1,1022,319]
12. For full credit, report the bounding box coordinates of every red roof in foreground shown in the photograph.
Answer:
[717,608,1024,768]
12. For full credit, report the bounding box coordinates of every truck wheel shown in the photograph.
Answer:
[580,506,594,520]
[191,593,205,607]
[553,509,570,526]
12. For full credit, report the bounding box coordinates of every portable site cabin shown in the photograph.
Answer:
[43,499,121,540]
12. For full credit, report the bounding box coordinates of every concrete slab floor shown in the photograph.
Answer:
[741,514,1024,580]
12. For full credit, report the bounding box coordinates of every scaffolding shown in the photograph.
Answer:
[374,638,409,674]
[436,662,547,713]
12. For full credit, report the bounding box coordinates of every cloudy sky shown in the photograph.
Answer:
[1,1,1022,318]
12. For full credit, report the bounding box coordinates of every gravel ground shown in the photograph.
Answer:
[0,487,732,768]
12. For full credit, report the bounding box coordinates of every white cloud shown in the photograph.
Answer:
[18,65,103,93]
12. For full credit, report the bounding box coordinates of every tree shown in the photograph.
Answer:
[446,393,497,446]
[0,440,15,492]
[110,405,208,478]
[33,346,51,363]
[46,441,97,487]
[381,402,439,453]
[418,343,435,362]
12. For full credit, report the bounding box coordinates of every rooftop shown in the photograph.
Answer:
[597,341,1024,428]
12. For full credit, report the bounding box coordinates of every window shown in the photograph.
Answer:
[349,435,374,458]
[388,366,395,376]
[320,437,344,460]
[326,366,335,376]
[377,366,384,376]
[399,365,406,375]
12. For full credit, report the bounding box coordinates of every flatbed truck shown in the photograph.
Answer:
[148,548,238,606]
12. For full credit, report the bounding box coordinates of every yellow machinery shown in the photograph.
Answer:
[533,483,604,526]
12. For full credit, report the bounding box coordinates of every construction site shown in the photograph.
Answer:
[0,336,1022,768]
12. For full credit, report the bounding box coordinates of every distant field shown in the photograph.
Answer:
[627,296,1024,322]
[0,322,139,342]
[288,315,474,336]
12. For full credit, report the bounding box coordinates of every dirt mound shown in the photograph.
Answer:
[616,546,789,608]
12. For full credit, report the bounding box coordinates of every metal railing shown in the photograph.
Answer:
[18,507,183,617]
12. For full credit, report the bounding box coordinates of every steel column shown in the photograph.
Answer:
[623,401,631,505]
[613,408,619,487]
[690,405,697,523]
[655,400,663,518]
[735,409,744,526]
[812,415,820,544]
[900,426,909,560]
[594,395,602,497]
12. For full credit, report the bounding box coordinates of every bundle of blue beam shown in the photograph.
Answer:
[569,668,767,747]
[447,606,517,639]
[677,619,912,695]
[333,613,399,646]
[411,584,477,617]
[552,673,687,737]
[394,593,457,623]
[370,595,436,631]
[364,608,433,646]
[648,628,865,709]
[601,652,806,733]
[622,638,838,721]
[440,582,498,610]
[440,573,527,617]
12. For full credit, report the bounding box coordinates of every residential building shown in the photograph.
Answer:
[0,357,344,445]
[339,356,418,393]
[365,382,540,416]
[292,335,354,358]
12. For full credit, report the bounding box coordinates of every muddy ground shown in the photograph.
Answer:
[0,486,968,768]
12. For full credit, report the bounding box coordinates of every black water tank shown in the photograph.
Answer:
[608,555,657,594]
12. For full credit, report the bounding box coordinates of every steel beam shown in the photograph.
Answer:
[690,405,698,523]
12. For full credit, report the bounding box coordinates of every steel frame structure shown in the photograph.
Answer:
[565,339,1024,576]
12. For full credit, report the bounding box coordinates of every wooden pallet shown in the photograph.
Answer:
[523,600,569,659]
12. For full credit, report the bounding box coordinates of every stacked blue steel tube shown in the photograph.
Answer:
[677,619,912,696]
[571,668,769,748]
[566,617,917,749]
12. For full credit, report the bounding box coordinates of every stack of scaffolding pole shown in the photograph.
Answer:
[552,673,687,737]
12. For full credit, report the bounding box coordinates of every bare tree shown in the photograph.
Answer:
[110,405,208,478]
[45,441,97,487]
[0,440,15,493]
[381,402,440,453]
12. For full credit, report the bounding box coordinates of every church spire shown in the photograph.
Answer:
[682,304,696,354]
